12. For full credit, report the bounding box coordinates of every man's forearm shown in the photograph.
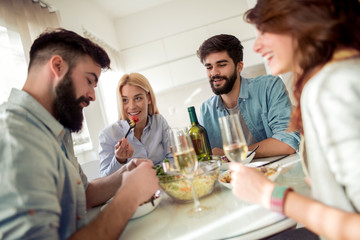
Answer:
[70,185,139,239]
[86,167,126,208]
[249,138,295,158]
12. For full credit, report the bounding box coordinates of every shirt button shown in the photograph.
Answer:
[77,179,82,185]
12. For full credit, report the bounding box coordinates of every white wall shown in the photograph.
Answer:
[115,0,250,50]
[45,0,119,50]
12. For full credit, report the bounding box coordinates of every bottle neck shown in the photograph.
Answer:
[188,108,198,124]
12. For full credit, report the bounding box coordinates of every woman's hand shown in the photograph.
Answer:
[115,138,134,164]
[229,162,275,209]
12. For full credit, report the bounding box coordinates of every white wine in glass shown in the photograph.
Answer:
[223,143,248,163]
[219,114,248,163]
[169,128,211,217]
[173,148,198,179]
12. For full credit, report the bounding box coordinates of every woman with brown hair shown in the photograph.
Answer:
[99,73,173,176]
[229,0,360,239]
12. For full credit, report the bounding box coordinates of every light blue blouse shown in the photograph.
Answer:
[0,89,88,240]
[98,114,173,177]
[199,75,300,151]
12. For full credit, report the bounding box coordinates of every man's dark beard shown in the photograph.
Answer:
[210,69,238,95]
[53,71,90,133]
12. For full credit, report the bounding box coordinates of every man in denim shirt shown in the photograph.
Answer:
[0,28,159,239]
[197,34,300,158]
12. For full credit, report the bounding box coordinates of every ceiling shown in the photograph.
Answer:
[89,0,178,18]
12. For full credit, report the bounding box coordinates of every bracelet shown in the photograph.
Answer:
[270,185,293,215]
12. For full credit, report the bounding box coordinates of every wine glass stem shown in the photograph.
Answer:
[189,178,201,210]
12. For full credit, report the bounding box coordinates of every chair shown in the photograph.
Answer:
[81,159,100,181]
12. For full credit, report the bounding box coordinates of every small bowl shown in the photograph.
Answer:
[158,159,221,203]
[218,170,232,189]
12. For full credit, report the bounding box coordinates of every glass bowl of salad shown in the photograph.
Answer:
[156,159,221,203]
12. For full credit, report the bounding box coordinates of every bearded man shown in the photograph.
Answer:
[197,34,300,158]
[0,28,158,239]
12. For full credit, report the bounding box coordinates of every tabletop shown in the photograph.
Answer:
[87,153,310,240]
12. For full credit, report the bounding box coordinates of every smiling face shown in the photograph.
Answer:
[253,30,296,75]
[121,84,151,126]
[204,51,243,95]
[53,55,101,132]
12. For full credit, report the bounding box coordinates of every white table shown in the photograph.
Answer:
[88,153,310,240]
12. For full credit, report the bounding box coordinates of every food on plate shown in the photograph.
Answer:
[219,170,231,184]
[257,166,278,178]
[221,155,230,164]
[219,165,279,184]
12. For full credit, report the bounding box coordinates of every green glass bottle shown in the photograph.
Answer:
[187,106,212,161]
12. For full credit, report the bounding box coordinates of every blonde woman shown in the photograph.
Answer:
[99,73,173,176]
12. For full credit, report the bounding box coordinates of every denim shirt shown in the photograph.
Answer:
[98,114,173,177]
[199,75,300,151]
[0,89,88,240]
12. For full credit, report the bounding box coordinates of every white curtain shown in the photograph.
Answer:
[83,28,122,72]
[0,0,60,104]
[83,28,124,125]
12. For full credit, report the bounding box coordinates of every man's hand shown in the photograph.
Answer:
[125,158,152,172]
[120,161,159,206]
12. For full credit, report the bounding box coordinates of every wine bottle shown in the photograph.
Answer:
[187,106,212,161]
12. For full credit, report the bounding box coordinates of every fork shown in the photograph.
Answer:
[247,145,259,158]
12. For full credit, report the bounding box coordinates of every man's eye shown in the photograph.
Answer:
[135,97,142,101]
[206,66,212,70]
[87,78,92,85]
[122,99,128,103]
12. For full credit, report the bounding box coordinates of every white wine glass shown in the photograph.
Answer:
[168,128,211,217]
[219,114,248,163]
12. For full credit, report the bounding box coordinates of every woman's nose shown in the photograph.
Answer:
[253,34,262,53]
[128,99,136,108]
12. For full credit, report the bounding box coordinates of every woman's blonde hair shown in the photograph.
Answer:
[116,73,159,120]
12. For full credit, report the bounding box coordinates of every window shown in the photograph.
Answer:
[0,26,27,104]
[0,1,95,154]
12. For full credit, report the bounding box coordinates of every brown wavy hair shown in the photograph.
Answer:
[245,0,360,134]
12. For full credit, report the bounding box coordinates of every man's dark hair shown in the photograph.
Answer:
[197,34,244,65]
[29,28,111,71]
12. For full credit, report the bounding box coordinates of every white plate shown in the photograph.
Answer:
[220,151,256,170]
[131,194,162,219]
[218,165,281,189]
[101,192,162,219]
